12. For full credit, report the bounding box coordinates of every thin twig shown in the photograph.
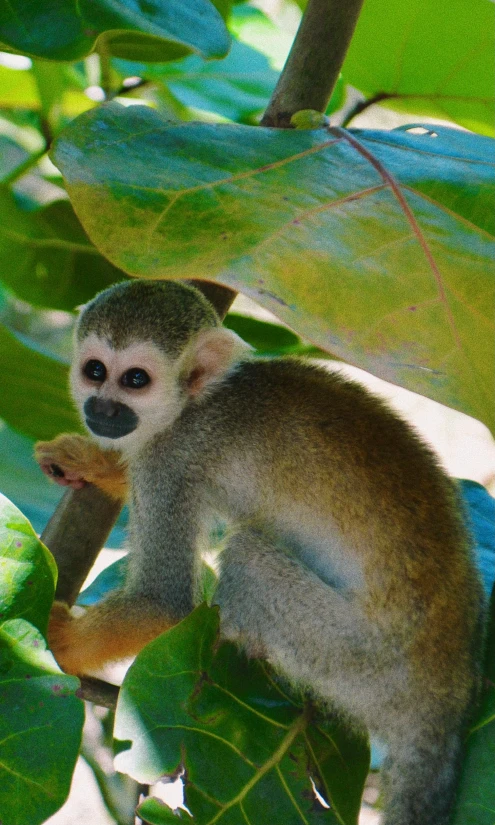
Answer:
[341,92,391,127]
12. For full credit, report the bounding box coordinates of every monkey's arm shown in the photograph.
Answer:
[48,598,173,675]
[47,449,200,675]
[35,434,128,502]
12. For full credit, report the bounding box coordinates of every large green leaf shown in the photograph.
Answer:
[0,323,79,439]
[0,493,56,635]
[115,605,369,825]
[342,0,494,135]
[52,104,495,431]
[0,495,84,825]
[0,189,126,310]
[0,0,229,62]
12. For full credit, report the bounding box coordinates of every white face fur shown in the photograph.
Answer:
[71,328,252,460]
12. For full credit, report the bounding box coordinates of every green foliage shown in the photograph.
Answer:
[0,190,127,310]
[53,105,495,429]
[0,493,56,634]
[113,38,280,123]
[342,0,495,136]
[452,686,495,825]
[0,1,494,823]
[0,495,84,825]
[115,605,370,825]
[0,322,79,440]
[0,0,230,62]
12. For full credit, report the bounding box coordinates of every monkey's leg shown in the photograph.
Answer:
[48,596,173,675]
[214,527,384,688]
[214,529,469,825]
[35,434,128,501]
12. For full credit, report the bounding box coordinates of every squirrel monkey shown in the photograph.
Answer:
[36,279,485,825]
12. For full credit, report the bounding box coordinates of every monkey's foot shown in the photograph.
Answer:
[35,433,128,501]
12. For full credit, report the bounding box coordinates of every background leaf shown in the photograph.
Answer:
[114,38,280,123]
[342,0,495,135]
[0,64,38,109]
[0,0,229,62]
[0,323,79,439]
[0,190,127,310]
[52,104,495,431]
[451,483,495,825]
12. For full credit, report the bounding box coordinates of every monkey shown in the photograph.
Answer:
[35,278,485,825]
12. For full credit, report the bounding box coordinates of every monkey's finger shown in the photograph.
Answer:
[38,462,87,489]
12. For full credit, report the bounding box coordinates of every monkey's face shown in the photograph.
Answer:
[71,334,185,458]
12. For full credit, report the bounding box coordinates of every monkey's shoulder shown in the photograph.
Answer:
[209,356,410,432]
[197,356,455,495]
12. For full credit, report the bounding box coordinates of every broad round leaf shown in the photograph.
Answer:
[0,496,84,825]
[115,604,369,825]
[0,0,230,62]
[0,494,56,634]
[52,104,495,431]
[0,620,83,825]
[342,0,494,135]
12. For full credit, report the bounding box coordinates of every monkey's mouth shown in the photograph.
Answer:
[85,417,137,439]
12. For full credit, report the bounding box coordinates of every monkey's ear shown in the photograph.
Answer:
[184,328,253,396]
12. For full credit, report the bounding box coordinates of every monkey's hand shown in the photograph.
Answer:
[47,601,81,674]
[47,599,175,676]
[35,433,128,502]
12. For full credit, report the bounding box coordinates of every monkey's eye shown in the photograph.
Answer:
[121,368,150,389]
[83,359,106,382]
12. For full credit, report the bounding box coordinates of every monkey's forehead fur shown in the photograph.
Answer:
[77,280,220,357]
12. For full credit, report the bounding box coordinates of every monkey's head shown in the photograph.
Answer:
[71,280,251,458]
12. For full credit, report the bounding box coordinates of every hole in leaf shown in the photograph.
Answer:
[85,86,105,102]
[311,777,330,809]
[405,126,438,137]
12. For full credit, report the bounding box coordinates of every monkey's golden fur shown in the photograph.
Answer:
[36,279,485,825]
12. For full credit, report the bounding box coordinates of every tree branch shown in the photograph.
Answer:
[41,485,123,606]
[261,0,365,127]
[77,675,120,709]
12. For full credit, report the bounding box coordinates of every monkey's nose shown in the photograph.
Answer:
[92,398,121,418]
